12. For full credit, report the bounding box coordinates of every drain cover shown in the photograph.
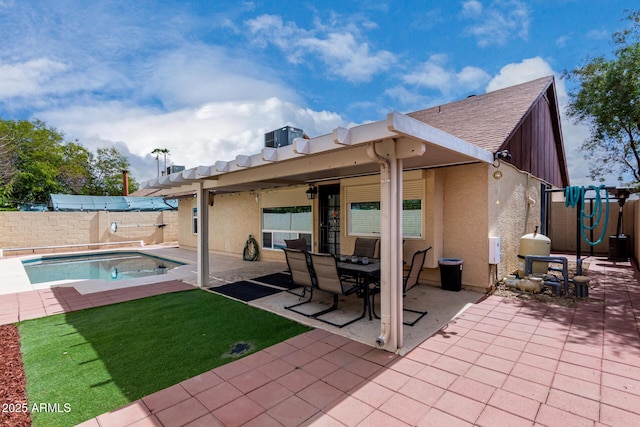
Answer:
[224,342,253,358]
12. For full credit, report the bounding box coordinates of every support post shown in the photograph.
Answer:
[197,182,209,287]
[371,140,404,352]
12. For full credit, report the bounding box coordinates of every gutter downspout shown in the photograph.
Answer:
[367,141,402,350]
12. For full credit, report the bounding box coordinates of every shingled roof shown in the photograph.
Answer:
[408,76,556,153]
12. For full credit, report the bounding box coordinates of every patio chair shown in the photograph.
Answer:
[282,248,333,318]
[370,247,432,326]
[309,252,364,328]
[284,237,308,252]
[342,237,379,289]
[353,237,378,258]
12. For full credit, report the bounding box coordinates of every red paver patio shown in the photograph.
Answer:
[6,256,640,426]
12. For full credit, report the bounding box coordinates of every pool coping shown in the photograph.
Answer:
[0,246,195,295]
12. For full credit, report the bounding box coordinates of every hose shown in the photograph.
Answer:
[242,234,260,261]
[564,185,610,246]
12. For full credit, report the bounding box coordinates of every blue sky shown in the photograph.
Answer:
[1,1,637,184]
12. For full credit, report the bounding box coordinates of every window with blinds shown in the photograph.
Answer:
[345,180,423,238]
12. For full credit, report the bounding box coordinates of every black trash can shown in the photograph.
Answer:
[439,258,463,291]
[608,235,629,261]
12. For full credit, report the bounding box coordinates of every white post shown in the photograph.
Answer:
[393,154,404,349]
[196,182,209,287]
[373,140,404,352]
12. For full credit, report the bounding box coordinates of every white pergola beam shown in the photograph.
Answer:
[333,127,352,145]
[293,138,311,154]
[262,147,278,162]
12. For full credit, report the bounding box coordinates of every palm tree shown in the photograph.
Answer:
[151,148,170,177]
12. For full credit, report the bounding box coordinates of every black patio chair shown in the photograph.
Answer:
[370,247,432,326]
[284,237,309,252]
[352,237,378,258]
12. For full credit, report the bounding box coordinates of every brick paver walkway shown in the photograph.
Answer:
[5,258,640,426]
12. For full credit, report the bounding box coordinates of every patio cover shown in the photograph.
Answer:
[142,111,494,352]
[50,194,178,211]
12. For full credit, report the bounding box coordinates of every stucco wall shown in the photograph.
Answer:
[178,197,198,249]
[487,163,545,281]
[426,163,491,291]
[0,210,178,255]
[174,163,547,292]
[177,188,312,260]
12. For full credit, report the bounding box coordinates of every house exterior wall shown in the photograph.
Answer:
[487,163,545,282]
[174,164,545,292]
[420,163,491,291]
[0,211,178,255]
[178,197,197,249]
[339,170,427,263]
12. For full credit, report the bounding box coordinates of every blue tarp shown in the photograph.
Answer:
[50,194,178,212]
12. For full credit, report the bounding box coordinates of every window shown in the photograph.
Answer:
[262,206,312,250]
[192,208,197,235]
[348,199,422,238]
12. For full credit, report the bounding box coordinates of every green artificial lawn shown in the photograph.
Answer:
[19,289,310,427]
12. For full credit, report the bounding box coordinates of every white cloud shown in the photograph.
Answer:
[0,59,68,97]
[245,14,395,83]
[402,54,491,95]
[140,45,300,109]
[461,0,483,17]
[486,57,555,92]
[40,97,344,182]
[462,0,530,47]
[586,29,609,40]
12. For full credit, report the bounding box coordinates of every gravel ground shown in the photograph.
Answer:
[492,261,602,308]
[0,324,31,427]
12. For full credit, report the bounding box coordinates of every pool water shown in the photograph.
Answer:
[22,252,185,284]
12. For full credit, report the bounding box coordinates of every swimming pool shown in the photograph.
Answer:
[22,252,186,284]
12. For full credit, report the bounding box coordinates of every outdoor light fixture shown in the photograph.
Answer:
[306,185,318,200]
[493,150,512,167]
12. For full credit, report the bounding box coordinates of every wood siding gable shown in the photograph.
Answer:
[498,84,569,188]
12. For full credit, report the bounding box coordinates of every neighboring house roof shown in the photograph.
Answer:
[408,76,569,187]
[49,194,178,211]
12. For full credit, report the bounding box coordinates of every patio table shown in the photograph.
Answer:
[336,257,381,320]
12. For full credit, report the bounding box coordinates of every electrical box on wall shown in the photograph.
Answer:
[488,236,500,264]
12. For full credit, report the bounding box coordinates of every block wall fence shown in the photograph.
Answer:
[0,211,178,256]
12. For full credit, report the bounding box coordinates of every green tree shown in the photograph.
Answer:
[87,147,139,196]
[0,118,139,208]
[0,119,92,205]
[566,10,640,185]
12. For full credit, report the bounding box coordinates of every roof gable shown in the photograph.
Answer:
[408,76,569,186]
[408,76,555,152]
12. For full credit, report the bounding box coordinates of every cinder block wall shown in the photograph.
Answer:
[0,211,178,254]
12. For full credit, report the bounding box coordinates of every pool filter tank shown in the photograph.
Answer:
[518,227,551,278]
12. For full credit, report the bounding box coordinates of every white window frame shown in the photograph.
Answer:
[261,206,312,251]
[347,199,423,238]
